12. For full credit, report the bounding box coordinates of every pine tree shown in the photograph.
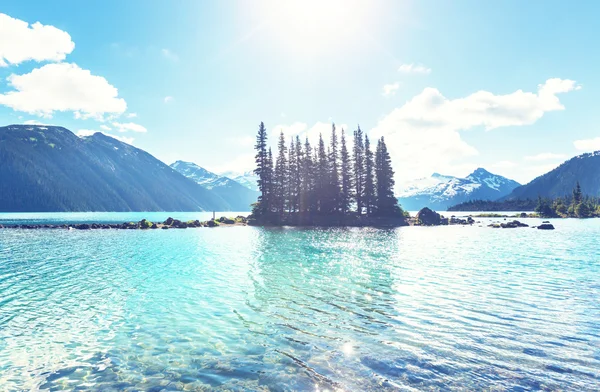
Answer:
[573,181,583,204]
[375,137,401,216]
[300,137,313,213]
[317,134,329,212]
[265,147,274,213]
[287,137,299,213]
[353,126,365,214]
[364,134,375,215]
[329,124,341,214]
[252,122,268,216]
[274,131,288,215]
[340,131,352,214]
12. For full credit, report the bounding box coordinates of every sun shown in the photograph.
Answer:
[246,0,381,54]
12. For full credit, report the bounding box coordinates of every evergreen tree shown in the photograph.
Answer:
[265,147,274,213]
[573,181,583,204]
[329,124,341,213]
[340,131,352,214]
[252,122,268,216]
[353,126,365,214]
[274,131,288,215]
[364,134,375,215]
[375,137,401,216]
[317,134,329,212]
[300,137,313,213]
[287,137,297,213]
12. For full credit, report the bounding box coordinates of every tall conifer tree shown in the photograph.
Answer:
[340,132,352,214]
[375,137,400,215]
[274,131,288,215]
[353,126,365,214]
[253,122,268,216]
[364,134,375,215]
[329,124,341,214]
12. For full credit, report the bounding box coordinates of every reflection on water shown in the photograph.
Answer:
[0,215,599,390]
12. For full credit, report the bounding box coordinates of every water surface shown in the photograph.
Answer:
[1,213,599,391]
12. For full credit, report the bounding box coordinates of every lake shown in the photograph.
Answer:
[1,213,599,391]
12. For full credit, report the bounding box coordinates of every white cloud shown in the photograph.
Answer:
[207,153,255,174]
[100,125,112,131]
[111,122,147,133]
[161,48,179,62]
[24,119,48,125]
[164,96,174,103]
[0,13,75,67]
[524,152,567,161]
[0,63,127,119]
[126,112,137,118]
[398,63,431,74]
[370,78,580,185]
[573,137,600,152]
[382,82,400,97]
[76,129,134,145]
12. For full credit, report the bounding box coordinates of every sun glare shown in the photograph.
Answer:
[251,0,379,53]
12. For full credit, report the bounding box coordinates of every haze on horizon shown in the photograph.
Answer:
[1,0,599,188]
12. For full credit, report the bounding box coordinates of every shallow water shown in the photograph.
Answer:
[0,213,599,391]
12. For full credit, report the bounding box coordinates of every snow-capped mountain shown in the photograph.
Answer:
[219,170,259,192]
[397,168,520,211]
[170,161,259,211]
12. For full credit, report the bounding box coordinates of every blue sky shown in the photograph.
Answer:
[1,0,599,186]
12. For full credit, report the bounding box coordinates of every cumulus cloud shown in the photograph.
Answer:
[398,63,431,74]
[0,13,75,66]
[126,112,137,118]
[24,119,48,125]
[382,82,400,97]
[111,122,147,133]
[164,96,174,103]
[0,63,127,119]
[100,125,112,131]
[524,152,567,161]
[573,137,600,152]
[370,78,580,184]
[76,129,134,145]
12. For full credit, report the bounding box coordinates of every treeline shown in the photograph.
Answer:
[535,182,600,218]
[250,122,405,224]
[447,199,538,212]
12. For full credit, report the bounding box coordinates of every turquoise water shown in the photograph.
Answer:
[1,213,599,391]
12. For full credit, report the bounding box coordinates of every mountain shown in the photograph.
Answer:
[503,151,600,200]
[171,161,258,211]
[397,168,520,211]
[220,170,259,192]
[0,125,230,212]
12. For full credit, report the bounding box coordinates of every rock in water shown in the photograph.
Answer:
[537,223,555,230]
[416,207,442,226]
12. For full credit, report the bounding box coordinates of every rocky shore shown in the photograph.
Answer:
[0,216,248,230]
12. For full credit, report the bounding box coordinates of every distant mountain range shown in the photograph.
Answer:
[502,151,600,200]
[170,161,258,211]
[397,168,521,211]
[219,170,259,192]
[0,125,234,212]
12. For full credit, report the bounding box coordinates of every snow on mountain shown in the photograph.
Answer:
[170,161,259,211]
[219,170,259,192]
[397,168,520,211]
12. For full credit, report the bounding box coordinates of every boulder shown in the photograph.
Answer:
[415,207,442,226]
[161,226,169,230]
[223,218,235,224]
[151,223,158,229]
[139,219,152,229]
[75,224,91,230]
[164,217,174,226]
[206,220,218,227]
[501,220,529,228]
[537,223,555,230]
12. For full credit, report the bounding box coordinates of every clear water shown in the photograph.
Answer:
[0,213,599,391]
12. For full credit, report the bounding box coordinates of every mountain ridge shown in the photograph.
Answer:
[0,125,230,212]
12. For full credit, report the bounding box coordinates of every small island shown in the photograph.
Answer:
[247,122,408,227]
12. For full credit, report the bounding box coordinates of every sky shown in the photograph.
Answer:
[1,0,600,187]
